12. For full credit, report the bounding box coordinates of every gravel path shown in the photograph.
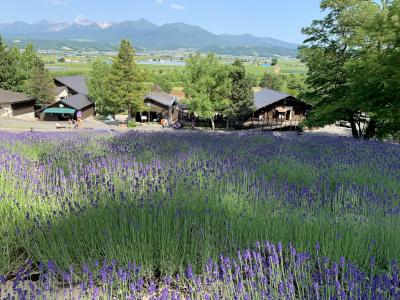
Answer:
[0,117,354,136]
[0,117,168,132]
[306,124,352,137]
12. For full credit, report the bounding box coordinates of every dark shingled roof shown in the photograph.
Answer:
[0,88,34,104]
[54,75,88,95]
[60,94,92,110]
[145,91,178,108]
[254,88,291,110]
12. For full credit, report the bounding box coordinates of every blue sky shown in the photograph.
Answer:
[0,0,324,43]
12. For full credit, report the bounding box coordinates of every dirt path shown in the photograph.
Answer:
[0,117,168,132]
[306,124,352,137]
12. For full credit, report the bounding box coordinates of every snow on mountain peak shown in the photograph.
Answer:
[75,15,95,26]
[97,22,112,29]
[72,15,112,29]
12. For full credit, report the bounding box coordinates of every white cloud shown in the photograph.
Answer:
[170,3,187,10]
[155,0,164,4]
[51,0,68,5]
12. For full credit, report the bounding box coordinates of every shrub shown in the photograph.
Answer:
[127,119,137,128]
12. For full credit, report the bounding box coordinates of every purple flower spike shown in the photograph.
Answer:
[185,265,194,280]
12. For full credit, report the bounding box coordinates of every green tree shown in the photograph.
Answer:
[20,44,42,82]
[300,0,366,138]
[259,72,283,91]
[25,65,56,105]
[224,59,255,129]
[21,44,55,105]
[108,39,147,117]
[301,0,399,139]
[344,0,400,139]
[184,53,232,130]
[271,57,278,66]
[0,36,12,90]
[284,74,307,98]
[88,59,112,115]
[0,47,22,91]
[154,74,173,93]
[0,40,55,105]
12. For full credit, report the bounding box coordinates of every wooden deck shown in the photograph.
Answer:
[249,118,302,131]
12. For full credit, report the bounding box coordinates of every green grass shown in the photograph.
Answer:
[244,61,307,80]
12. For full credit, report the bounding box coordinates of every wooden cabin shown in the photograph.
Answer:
[37,94,94,121]
[250,88,312,130]
[37,75,94,121]
[0,89,36,119]
[138,85,179,123]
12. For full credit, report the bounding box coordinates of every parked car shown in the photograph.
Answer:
[335,120,351,128]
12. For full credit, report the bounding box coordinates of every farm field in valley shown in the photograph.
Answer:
[0,130,399,299]
[44,53,307,83]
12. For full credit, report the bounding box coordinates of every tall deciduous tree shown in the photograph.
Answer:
[224,59,255,129]
[344,0,400,139]
[300,0,370,138]
[0,47,22,91]
[301,0,400,140]
[108,39,147,117]
[184,53,231,130]
[154,74,173,93]
[285,74,307,98]
[88,59,112,115]
[0,35,12,90]
[0,39,55,105]
[259,72,283,91]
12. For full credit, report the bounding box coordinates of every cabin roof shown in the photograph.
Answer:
[38,94,93,114]
[254,88,292,110]
[60,94,92,110]
[0,88,34,104]
[54,75,88,95]
[145,91,178,108]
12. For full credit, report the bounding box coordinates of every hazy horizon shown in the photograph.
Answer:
[0,0,324,44]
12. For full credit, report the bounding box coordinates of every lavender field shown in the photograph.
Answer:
[0,130,399,299]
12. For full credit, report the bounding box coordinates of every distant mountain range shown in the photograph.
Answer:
[0,18,299,57]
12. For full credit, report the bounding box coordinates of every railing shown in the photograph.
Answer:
[250,118,301,131]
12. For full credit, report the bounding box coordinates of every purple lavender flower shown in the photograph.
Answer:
[370,256,376,269]
[314,281,320,299]
[0,275,6,284]
[148,281,156,295]
[278,281,285,296]
[185,265,194,280]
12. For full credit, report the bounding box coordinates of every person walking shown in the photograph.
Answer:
[76,111,82,128]
[191,114,196,130]
[160,112,167,128]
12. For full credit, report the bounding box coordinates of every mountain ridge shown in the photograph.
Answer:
[0,19,299,57]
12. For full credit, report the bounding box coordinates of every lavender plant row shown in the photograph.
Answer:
[2,241,399,299]
[0,130,399,298]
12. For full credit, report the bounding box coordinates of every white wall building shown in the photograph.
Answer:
[0,89,36,119]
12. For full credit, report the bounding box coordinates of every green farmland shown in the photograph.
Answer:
[45,54,306,82]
